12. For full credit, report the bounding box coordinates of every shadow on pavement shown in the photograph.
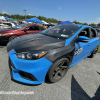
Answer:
[71,75,100,100]
[97,71,100,75]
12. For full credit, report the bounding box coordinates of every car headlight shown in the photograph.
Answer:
[0,34,8,36]
[2,34,8,36]
[15,51,48,60]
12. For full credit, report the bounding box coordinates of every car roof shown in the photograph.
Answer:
[75,24,96,30]
[59,24,92,29]
[27,24,42,26]
[3,22,12,23]
[75,24,91,27]
[17,24,46,30]
[27,24,46,28]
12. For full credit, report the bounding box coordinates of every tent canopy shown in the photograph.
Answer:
[42,20,49,24]
[58,21,73,24]
[0,16,6,20]
[25,17,44,23]
[5,16,9,19]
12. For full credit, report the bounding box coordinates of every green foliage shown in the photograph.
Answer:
[0,13,100,26]
[73,20,82,24]
[0,13,61,23]
[97,23,100,26]
[89,23,96,26]
[98,42,100,53]
[73,20,88,25]
[82,23,88,25]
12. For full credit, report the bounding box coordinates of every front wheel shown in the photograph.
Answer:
[46,58,69,83]
[9,35,18,42]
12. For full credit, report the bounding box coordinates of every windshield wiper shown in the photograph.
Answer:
[42,33,60,39]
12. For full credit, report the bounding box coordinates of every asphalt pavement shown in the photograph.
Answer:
[0,45,100,100]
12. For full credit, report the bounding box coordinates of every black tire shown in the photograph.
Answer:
[46,58,69,83]
[89,47,98,58]
[9,35,18,42]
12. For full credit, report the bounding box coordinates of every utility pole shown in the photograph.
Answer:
[23,10,26,20]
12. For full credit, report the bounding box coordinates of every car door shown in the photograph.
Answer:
[88,28,99,52]
[26,25,41,34]
[70,28,91,67]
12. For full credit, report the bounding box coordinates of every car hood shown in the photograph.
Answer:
[9,33,65,53]
[0,28,15,34]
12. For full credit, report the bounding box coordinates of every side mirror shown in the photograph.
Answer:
[78,36,90,42]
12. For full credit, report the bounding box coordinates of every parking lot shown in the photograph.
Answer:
[0,45,100,100]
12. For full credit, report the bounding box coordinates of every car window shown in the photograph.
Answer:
[12,24,29,29]
[40,27,45,31]
[79,28,90,38]
[27,26,40,31]
[90,28,97,38]
[41,24,81,39]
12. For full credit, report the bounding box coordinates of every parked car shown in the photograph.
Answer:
[0,23,11,29]
[0,22,17,29]
[93,26,100,39]
[3,22,16,27]
[7,24,99,85]
[0,24,46,43]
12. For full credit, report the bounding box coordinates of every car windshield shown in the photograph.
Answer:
[12,24,29,29]
[41,24,81,39]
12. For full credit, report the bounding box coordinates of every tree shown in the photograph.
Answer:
[97,23,100,26]
[89,23,96,26]
[82,23,88,25]
[0,13,100,25]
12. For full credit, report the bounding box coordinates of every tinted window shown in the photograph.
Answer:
[41,24,81,39]
[27,26,40,31]
[91,28,96,38]
[79,28,90,38]
[40,27,45,31]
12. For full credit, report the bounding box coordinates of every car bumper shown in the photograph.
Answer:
[8,49,53,84]
[0,36,9,43]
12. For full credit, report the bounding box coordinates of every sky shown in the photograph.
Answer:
[0,0,100,24]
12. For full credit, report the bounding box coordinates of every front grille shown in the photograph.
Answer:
[19,71,37,81]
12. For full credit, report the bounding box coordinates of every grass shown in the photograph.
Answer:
[98,42,100,53]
